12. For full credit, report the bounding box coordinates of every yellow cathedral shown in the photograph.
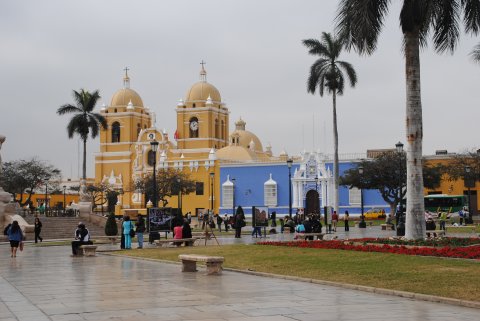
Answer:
[94,65,230,216]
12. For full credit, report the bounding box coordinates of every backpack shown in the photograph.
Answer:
[3,223,11,235]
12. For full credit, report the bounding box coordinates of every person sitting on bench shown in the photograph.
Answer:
[71,222,92,256]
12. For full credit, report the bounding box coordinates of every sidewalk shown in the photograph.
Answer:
[1,243,478,321]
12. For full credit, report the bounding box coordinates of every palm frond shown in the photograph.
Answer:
[57,104,81,115]
[470,42,480,62]
[462,0,480,34]
[337,61,358,87]
[66,114,88,140]
[335,0,390,55]
[302,39,330,57]
[431,0,460,53]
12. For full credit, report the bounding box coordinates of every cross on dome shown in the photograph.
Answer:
[123,66,130,89]
[200,60,207,82]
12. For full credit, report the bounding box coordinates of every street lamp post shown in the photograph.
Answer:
[358,166,366,228]
[315,175,318,214]
[465,165,472,224]
[150,140,159,208]
[44,178,49,216]
[396,141,404,225]
[210,172,215,214]
[63,185,66,216]
[231,178,236,215]
[287,158,293,217]
[176,177,182,212]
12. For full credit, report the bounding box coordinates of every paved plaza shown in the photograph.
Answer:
[1,229,479,321]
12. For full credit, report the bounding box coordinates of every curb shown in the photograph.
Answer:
[100,251,480,310]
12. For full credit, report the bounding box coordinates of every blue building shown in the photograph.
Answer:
[219,151,389,217]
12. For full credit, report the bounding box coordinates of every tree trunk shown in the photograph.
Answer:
[332,90,339,213]
[82,139,87,180]
[404,32,425,239]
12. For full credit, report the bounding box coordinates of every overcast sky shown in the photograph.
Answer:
[1,0,479,179]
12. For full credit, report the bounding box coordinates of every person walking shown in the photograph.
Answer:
[122,216,134,249]
[34,217,43,243]
[439,212,447,231]
[7,221,24,258]
[135,215,146,249]
[234,206,245,238]
[216,214,223,232]
[344,211,350,232]
[223,214,229,232]
[332,211,338,232]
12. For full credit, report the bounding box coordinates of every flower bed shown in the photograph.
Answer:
[257,239,480,260]
[355,237,480,247]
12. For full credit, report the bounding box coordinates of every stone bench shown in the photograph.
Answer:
[178,254,224,275]
[425,230,446,238]
[381,224,395,230]
[295,233,325,240]
[155,238,198,247]
[79,245,97,256]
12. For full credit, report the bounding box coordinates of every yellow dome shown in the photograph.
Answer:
[110,88,144,108]
[185,81,221,102]
[216,145,257,161]
[231,130,264,153]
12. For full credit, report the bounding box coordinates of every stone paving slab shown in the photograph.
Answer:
[0,242,479,321]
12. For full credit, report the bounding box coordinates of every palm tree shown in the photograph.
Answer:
[471,43,480,63]
[57,89,107,200]
[336,0,480,239]
[302,32,357,215]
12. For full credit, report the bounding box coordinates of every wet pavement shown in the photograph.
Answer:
[0,226,479,321]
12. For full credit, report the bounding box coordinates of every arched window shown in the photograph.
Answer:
[114,108,117,113]
[215,119,219,138]
[147,150,155,167]
[221,120,225,140]
[112,122,121,143]
[137,123,141,137]
[189,117,199,138]
[192,103,196,108]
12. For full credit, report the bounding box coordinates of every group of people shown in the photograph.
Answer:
[120,215,146,249]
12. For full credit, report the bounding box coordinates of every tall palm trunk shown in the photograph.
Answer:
[82,138,87,180]
[332,90,339,213]
[80,138,88,202]
[404,31,425,239]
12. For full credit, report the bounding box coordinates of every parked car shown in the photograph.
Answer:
[363,208,386,219]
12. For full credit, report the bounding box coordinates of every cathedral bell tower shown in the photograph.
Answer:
[175,62,229,153]
[95,69,152,201]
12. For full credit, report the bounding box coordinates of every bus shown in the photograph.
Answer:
[424,194,467,216]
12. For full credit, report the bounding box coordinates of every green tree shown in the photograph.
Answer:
[104,212,118,236]
[341,152,442,216]
[57,89,107,200]
[133,169,196,208]
[1,158,61,206]
[302,32,357,214]
[336,0,480,239]
[442,149,480,183]
[85,183,111,212]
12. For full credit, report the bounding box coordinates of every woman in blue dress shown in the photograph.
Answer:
[122,216,134,249]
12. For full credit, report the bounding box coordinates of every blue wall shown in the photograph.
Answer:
[220,161,389,217]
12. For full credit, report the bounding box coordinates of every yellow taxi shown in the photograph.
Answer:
[363,208,386,219]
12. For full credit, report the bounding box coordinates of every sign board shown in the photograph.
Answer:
[148,207,173,232]
[252,206,269,227]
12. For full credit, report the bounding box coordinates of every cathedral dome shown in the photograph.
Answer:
[185,64,221,102]
[185,81,221,102]
[231,117,263,153]
[216,145,257,161]
[110,71,144,108]
[111,88,144,108]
